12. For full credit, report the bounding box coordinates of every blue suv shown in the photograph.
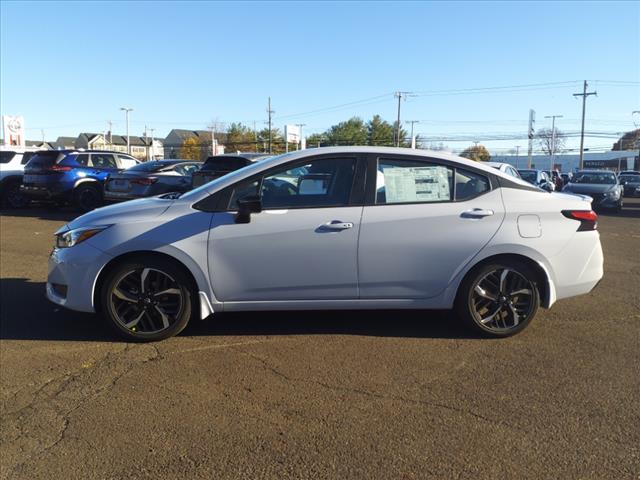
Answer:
[22,150,139,211]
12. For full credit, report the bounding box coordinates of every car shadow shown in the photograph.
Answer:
[0,206,79,222]
[0,278,477,342]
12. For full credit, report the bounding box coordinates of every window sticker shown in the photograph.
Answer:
[383,166,450,203]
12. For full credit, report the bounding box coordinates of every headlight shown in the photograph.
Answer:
[605,190,620,199]
[55,225,111,248]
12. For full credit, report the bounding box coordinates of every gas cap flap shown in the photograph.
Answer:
[517,214,541,238]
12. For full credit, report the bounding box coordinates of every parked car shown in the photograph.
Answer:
[47,147,602,342]
[21,150,140,211]
[485,162,521,178]
[562,170,623,211]
[619,174,640,197]
[618,170,640,177]
[560,172,573,185]
[191,153,271,188]
[104,160,201,202]
[0,150,36,208]
[517,169,555,192]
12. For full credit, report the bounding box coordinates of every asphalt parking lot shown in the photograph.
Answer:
[1,201,639,480]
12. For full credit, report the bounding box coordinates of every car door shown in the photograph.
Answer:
[358,155,505,299]
[88,153,119,181]
[207,155,365,302]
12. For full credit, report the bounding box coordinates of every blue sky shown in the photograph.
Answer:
[1,0,638,153]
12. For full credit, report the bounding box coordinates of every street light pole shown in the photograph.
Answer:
[120,107,133,155]
[515,145,521,169]
[544,115,563,173]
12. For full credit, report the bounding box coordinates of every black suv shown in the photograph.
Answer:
[191,153,271,188]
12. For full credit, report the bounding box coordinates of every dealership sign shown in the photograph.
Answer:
[2,115,26,147]
[285,124,301,144]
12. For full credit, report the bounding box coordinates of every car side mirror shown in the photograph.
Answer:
[235,194,262,224]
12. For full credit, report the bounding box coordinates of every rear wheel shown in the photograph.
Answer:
[455,261,540,337]
[74,184,102,211]
[2,178,30,208]
[101,257,194,342]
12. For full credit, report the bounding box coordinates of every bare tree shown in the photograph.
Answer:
[536,128,566,155]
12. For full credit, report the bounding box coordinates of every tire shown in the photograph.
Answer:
[73,184,102,212]
[100,256,195,342]
[2,178,30,208]
[455,260,540,338]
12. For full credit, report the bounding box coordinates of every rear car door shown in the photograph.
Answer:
[358,154,505,299]
[88,153,119,181]
[206,154,365,302]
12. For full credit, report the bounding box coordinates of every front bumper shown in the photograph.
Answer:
[47,241,113,312]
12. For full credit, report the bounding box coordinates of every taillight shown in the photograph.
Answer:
[562,210,598,231]
[131,177,158,185]
[48,165,72,172]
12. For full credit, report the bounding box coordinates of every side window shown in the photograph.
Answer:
[21,153,34,165]
[0,152,15,164]
[227,157,356,209]
[376,158,453,204]
[75,154,90,166]
[455,169,490,201]
[90,153,117,168]
[508,166,520,178]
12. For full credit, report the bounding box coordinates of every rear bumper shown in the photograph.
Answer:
[551,232,604,301]
[21,184,70,200]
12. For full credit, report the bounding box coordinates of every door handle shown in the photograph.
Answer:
[319,220,354,231]
[461,208,494,219]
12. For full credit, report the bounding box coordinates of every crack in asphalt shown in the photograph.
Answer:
[2,344,160,480]
[230,347,528,435]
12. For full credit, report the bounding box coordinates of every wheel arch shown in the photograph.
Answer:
[93,250,207,316]
[73,178,102,190]
[454,253,555,308]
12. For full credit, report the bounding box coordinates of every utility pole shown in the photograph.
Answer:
[149,128,155,160]
[544,115,563,173]
[119,107,133,154]
[144,125,148,161]
[394,92,414,147]
[515,145,521,169]
[41,129,45,144]
[267,97,274,154]
[527,109,535,168]
[573,80,597,170]
[253,121,258,152]
[107,120,113,146]
[207,123,217,156]
[405,120,419,149]
[295,123,306,150]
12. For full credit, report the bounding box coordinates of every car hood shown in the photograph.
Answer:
[62,197,174,232]
[563,184,617,194]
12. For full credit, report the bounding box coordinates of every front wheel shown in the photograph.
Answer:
[455,261,540,338]
[101,257,195,342]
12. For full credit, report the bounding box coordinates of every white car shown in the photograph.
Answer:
[0,150,34,207]
[485,162,522,179]
[47,147,603,341]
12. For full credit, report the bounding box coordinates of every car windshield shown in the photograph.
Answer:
[126,161,175,172]
[572,172,617,184]
[518,171,537,183]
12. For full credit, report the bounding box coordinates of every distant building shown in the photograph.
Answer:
[164,129,225,159]
[75,132,164,160]
[491,149,639,172]
[53,136,77,150]
[25,140,53,149]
